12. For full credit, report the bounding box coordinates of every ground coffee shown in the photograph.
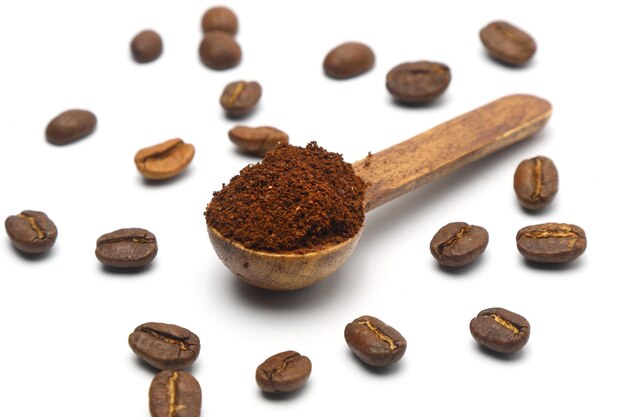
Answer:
[205,142,366,253]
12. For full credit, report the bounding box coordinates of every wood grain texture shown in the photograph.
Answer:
[208,225,362,290]
[353,94,552,212]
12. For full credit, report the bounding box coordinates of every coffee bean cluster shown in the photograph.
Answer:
[128,322,202,416]
[199,6,241,70]
[125,315,406,400]
[426,154,584,268]
[429,219,586,268]
[3,4,586,416]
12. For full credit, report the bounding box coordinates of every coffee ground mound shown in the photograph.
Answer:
[205,142,366,254]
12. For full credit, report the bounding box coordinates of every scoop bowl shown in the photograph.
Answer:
[208,225,363,290]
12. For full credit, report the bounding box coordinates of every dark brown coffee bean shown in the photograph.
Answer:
[323,41,375,79]
[95,228,158,268]
[201,6,238,35]
[129,322,200,370]
[255,350,312,393]
[198,31,241,70]
[344,315,407,367]
[130,30,163,63]
[45,109,97,145]
[386,61,451,104]
[430,222,489,268]
[470,307,530,354]
[480,21,537,66]
[5,210,58,254]
[228,125,289,155]
[149,370,201,417]
[220,81,262,117]
[516,223,587,264]
[134,138,195,180]
[514,156,558,210]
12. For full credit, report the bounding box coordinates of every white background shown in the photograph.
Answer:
[1,1,624,416]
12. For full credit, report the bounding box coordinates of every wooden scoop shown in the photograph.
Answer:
[208,94,552,290]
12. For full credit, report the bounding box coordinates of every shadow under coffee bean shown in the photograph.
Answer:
[475,343,526,362]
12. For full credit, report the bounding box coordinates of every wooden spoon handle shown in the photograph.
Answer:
[352,94,552,212]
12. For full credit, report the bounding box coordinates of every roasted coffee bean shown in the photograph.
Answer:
[45,109,97,145]
[95,228,158,268]
[130,30,163,63]
[514,155,558,210]
[5,210,58,254]
[220,81,262,117]
[386,61,451,104]
[201,6,238,35]
[480,21,537,66]
[198,31,241,70]
[134,138,195,180]
[470,307,530,354]
[323,41,375,79]
[344,315,407,367]
[255,351,312,393]
[129,322,200,370]
[516,222,587,264]
[228,125,289,155]
[149,370,201,417]
[430,222,489,267]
